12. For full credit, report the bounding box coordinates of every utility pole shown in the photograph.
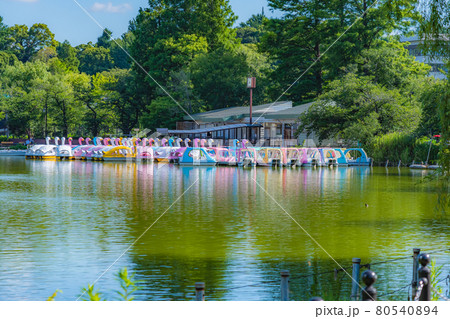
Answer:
[247,77,256,142]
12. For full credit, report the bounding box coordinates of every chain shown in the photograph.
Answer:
[431,286,450,301]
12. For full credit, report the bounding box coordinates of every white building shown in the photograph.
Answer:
[401,35,448,80]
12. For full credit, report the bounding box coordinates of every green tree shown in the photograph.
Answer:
[7,23,55,62]
[46,72,84,137]
[418,0,449,213]
[0,16,9,51]
[297,72,422,145]
[140,96,185,130]
[56,40,80,72]
[235,12,267,44]
[71,72,117,136]
[130,0,238,107]
[77,44,114,75]
[261,0,420,102]
[0,61,50,137]
[190,45,270,110]
[109,31,134,69]
[99,68,142,134]
[0,51,18,70]
[97,28,113,49]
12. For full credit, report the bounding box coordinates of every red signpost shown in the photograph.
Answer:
[247,77,256,124]
[247,77,256,143]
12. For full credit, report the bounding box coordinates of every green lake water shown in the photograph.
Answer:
[0,157,448,301]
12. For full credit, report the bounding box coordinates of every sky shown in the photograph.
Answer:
[0,0,281,46]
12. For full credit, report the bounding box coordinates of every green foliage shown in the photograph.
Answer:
[115,268,141,301]
[80,284,104,301]
[430,259,444,301]
[0,61,50,137]
[47,289,62,301]
[7,23,55,62]
[190,45,270,110]
[261,0,420,102]
[0,51,18,70]
[109,32,134,69]
[140,96,185,130]
[77,44,114,75]
[298,72,421,144]
[78,268,141,301]
[56,40,80,72]
[9,144,27,150]
[369,133,440,164]
[418,0,449,213]
[235,13,267,44]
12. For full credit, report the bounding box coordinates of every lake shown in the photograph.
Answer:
[0,157,448,301]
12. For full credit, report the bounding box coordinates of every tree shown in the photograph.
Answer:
[130,0,239,107]
[109,31,134,69]
[0,61,50,137]
[97,28,113,49]
[261,0,420,102]
[8,23,55,62]
[0,16,9,51]
[46,72,83,137]
[77,44,114,75]
[418,0,450,213]
[190,45,270,110]
[0,51,18,70]
[70,72,117,136]
[297,72,422,145]
[98,68,142,134]
[140,96,185,130]
[236,12,267,44]
[56,40,80,72]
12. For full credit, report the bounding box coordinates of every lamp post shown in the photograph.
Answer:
[247,77,256,142]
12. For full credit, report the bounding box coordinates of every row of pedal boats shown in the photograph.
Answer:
[25,137,372,167]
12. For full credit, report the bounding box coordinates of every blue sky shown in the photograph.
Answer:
[0,0,280,46]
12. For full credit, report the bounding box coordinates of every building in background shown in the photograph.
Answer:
[168,101,334,146]
[401,35,449,80]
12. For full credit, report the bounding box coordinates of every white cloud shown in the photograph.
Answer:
[91,2,132,14]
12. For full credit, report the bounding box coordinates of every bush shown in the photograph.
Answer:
[368,133,439,165]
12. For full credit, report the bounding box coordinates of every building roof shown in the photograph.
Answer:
[183,101,293,123]
[167,123,262,135]
[264,102,313,120]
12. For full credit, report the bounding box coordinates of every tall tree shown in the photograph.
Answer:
[235,12,267,44]
[261,0,420,102]
[130,0,238,102]
[56,40,80,72]
[77,44,114,75]
[7,23,55,62]
[0,61,50,137]
[97,28,113,49]
[418,0,450,213]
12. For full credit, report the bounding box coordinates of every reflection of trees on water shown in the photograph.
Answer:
[1,159,447,300]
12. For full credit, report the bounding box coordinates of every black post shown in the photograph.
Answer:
[195,282,205,301]
[281,270,290,301]
[418,254,431,301]
[361,270,377,301]
[412,248,421,300]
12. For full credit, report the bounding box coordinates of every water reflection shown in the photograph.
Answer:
[0,158,448,301]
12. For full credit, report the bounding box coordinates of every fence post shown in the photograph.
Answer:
[418,254,431,301]
[351,258,361,300]
[361,270,377,301]
[281,270,290,301]
[195,282,205,301]
[412,248,421,300]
